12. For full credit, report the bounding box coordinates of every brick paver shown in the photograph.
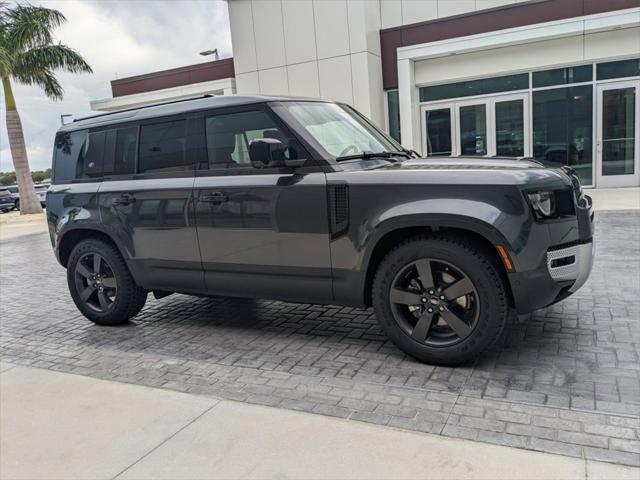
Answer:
[1,211,638,466]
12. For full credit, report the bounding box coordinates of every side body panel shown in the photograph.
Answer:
[98,176,202,292]
[193,172,333,303]
[47,182,103,256]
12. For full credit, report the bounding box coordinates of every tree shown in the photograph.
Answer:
[0,3,92,214]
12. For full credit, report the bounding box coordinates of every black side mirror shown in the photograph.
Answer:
[249,138,286,168]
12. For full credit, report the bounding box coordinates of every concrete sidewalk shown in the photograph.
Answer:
[0,362,637,480]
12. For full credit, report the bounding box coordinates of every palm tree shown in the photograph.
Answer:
[1,3,92,214]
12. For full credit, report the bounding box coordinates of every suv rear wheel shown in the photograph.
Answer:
[372,235,509,365]
[67,239,147,326]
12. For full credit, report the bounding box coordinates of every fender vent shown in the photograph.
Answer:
[328,184,349,238]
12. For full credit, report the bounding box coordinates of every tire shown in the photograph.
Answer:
[67,239,147,326]
[372,234,509,365]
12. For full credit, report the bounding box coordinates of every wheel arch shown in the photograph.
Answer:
[362,215,515,308]
[58,227,128,268]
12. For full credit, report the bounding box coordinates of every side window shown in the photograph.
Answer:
[205,110,304,169]
[138,120,187,173]
[76,131,106,178]
[53,130,87,183]
[105,126,137,176]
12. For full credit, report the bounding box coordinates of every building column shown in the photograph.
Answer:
[397,58,420,152]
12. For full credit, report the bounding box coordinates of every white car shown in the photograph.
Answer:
[6,183,48,210]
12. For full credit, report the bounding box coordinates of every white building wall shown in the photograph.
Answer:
[414,27,640,86]
[379,0,529,29]
[228,0,385,127]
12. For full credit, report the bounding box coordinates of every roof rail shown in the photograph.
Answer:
[73,94,215,123]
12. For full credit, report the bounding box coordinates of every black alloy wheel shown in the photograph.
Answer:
[372,235,509,365]
[389,258,479,347]
[67,238,147,325]
[74,252,117,313]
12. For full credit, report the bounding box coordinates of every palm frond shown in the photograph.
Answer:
[7,4,66,52]
[15,44,92,75]
[13,67,63,100]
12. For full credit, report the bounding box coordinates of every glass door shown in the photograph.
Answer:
[456,101,489,156]
[491,93,529,158]
[421,104,455,156]
[596,81,640,187]
[421,93,529,158]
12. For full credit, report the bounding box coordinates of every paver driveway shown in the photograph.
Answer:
[1,211,639,466]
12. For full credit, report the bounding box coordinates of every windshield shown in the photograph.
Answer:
[277,101,401,159]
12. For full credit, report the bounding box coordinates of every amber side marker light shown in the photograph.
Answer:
[496,245,514,272]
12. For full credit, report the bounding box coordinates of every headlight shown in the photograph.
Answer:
[527,191,556,219]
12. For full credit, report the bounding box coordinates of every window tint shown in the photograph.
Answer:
[138,120,187,173]
[205,110,303,169]
[106,127,137,176]
[76,130,106,178]
[53,130,88,183]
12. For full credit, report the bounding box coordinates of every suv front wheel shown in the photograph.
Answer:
[67,239,147,326]
[372,235,509,365]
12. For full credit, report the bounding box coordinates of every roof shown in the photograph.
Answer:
[62,95,324,132]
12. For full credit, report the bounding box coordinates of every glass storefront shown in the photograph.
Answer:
[412,57,640,187]
[532,86,593,184]
[601,86,636,176]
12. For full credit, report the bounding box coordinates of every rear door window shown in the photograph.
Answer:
[76,130,106,178]
[138,120,187,173]
[103,126,138,176]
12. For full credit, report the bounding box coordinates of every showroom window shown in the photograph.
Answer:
[597,58,640,81]
[419,73,529,102]
[387,90,401,143]
[532,65,592,88]
[532,86,593,185]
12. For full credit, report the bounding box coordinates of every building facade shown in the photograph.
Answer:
[92,0,640,188]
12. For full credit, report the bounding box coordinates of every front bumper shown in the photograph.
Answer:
[509,239,595,314]
[547,241,595,293]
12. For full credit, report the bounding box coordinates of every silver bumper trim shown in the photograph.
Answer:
[546,241,595,293]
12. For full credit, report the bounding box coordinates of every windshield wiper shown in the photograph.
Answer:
[335,151,411,162]
[402,148,421,159]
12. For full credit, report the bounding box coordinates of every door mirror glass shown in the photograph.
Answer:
[249,138,286,168]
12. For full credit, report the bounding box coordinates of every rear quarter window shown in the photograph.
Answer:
[53,130,88,183]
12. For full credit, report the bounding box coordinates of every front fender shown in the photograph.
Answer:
[359,198,525,274]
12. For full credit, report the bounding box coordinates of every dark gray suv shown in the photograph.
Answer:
[47,96,594,364]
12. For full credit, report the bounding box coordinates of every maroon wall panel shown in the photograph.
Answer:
[111,58,235,97]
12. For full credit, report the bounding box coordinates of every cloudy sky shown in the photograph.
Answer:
[0,0,232,172]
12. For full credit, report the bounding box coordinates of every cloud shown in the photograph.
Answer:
[0,0,232,172]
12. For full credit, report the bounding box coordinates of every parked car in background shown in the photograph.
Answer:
[5,183,48,210]
[0,188,16,212]
[47,95,594,365]
[34,184,48,208]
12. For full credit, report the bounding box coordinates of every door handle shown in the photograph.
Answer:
[112,194,136,206]
[200,192,228,203]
